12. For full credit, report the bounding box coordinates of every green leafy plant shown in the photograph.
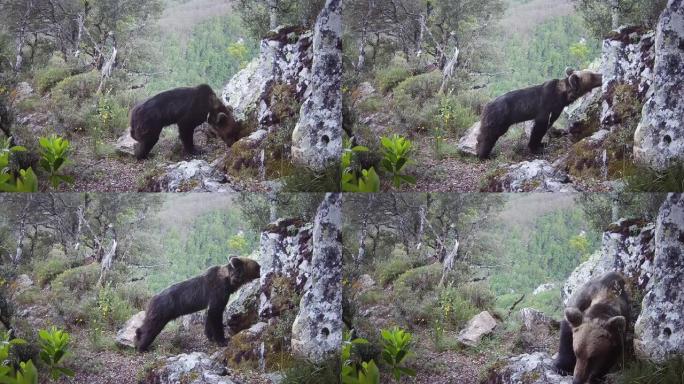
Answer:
[380,327,416,382]
[341,332,380,384]
[38,135,73,189]
[37,327,74,380]
[0,137,38,192]
[0,331,37,384]
[341,138,381,192]
[380,135,415,188]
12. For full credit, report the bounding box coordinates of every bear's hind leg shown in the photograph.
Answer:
[476,123,507,160]
[553,319,576,375]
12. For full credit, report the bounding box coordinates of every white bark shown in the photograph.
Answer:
[439,46,459,94]
[269,0,278,30]
[610,0,620,29]
[13,197,32,264]
[97,45,117,93]
[98,239,117,286]
[439,238,459,287]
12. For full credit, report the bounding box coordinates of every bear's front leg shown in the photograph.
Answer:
[528,115,551,153]
[553,319,576,375]
[205,299,228,345]
[179,124,204,156]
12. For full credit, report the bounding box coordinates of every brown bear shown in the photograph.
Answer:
[476,68,603,159]
[134,257,260,352]
[553,271,630,384]
[130,84,242,160]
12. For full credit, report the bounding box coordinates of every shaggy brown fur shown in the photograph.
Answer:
[130,84,242,159]
[134,257,260,352]
[554,272,630,384]
[477,68,603,159]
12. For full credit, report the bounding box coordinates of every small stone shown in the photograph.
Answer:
[115,128,137,156]
[457,121,480,156]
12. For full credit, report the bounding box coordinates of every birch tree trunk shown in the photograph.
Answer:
[13,197,32,264]
[356,196,375,263]
[439,238,459,287]
[269,0,278,30]
[439,46,459,94]
[98,239,117,286]
[610,0,620,29]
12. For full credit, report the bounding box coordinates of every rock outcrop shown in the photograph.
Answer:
[291,193,342,362]
[485,352,572,384]
[484,160,576,193]
[291,0,343,171]
[633,0,684,171]
[143,352,236,384]
[562,218,655,304]
[145,159,237,193]
[634,193,684,362]
[457,311,497,347]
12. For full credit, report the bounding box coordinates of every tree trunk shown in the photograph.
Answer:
[610,0,620,29]
[269,0,278,30]
[439,237,459,287]
[98,239,117,286]
[356,196,374,263]
[13,197,32,264]
[439,45,459,94]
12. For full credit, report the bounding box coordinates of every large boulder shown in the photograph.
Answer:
[564,87,602,141]
[291,193,343,362]
[143,352,237,384]
[458,122,480,156]
[291,0,343,171]
[115,310,145,348]
[258,218,313,320]
[115,128,137,156]
[484,352,572,384]
[457,311,497,347]
[484,160,576,193]
[634,193,684,362]
[562,218,655,304]
[224,280,260,334]
[633,0,684,171]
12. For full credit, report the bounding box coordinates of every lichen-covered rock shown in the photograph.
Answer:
[291,193,342,362]
[115,310,145,348]
[599,26,655,132]
[485,160,576,193]
[222,26,313,126]
[291,0,343,171]
[145,159,236,193]
[633,0,684,171]
[457,311,497,347]
[634,193,684,362]
[143,352,236,384]
[562,218,655,304]
[484,352,572,384]
[564,87,602,141]
[224,280,260,334]
[258,218,313,320]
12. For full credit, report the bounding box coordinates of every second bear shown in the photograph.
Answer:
[476,68,602,159]
[134,257,261,352]
[553,271,630,384]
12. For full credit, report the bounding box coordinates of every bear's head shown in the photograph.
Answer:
[563,68,603,103]
[207,97,242,147]
[565,307,626,384]
[221,257,261,290]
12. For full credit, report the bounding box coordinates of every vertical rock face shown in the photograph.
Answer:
[634,0,684,171]
[291,0,343,171]
[291,193,342,362]
[562,218,655,304]
[258,218,313,320]
[634,193,684,362]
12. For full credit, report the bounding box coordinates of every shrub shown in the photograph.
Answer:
[376,65,412,93]
[625,163,684,192]
[457,282,496,311]
[93,284,136,329]
[0,137,38,192]
[33,258,71,286]
[374,251,415,286]
[51,263,100,294]
[438,284,480,329]
[438,95,479,136]
[282,359,340,384]
[341,139,381,193]
[618,356,684,384]
[392,72,442,131]
[35,62,71,93]
[392,264,442,325]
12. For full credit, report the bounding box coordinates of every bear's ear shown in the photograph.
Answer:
[606,316,626,334]
[565,307,583,328]
[565,67,575,77]
[216,112,229,125]
[229,257,243,270]
[569,74,581,91]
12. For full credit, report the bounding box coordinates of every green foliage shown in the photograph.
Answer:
[617,356,684,384]
[33,257,72,286]
[625,163,684,192]
[375,65,412,94]
[281,358,340,384]
[236,0,324,40]
[94,284,135,328]
[491,15,601,96]
[576,0,668,39]
[38,135,73,189]
[34,58,71,93]
[341,332,379,384]
[147,14,258,93]
[438,95,479,137]
[392,72,442,131]
[380,135,415,188]
[51,263,100,295]
[380,327,416,381]
[49,71,100,132]
[37,327,74,380]
[0,137,37,192]
[341,138,380,193]
[374,248,415,285]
